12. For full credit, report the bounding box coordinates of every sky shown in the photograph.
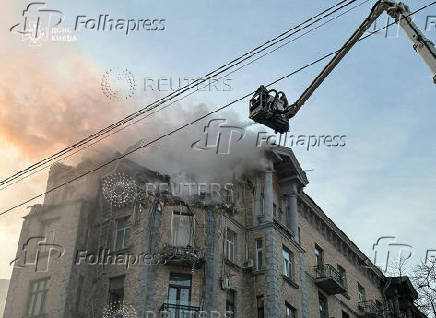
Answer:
[0,0,435,279]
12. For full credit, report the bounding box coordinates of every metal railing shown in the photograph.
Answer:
[313,264,347,289]
[358,300,384,315]
[160,303,200,318]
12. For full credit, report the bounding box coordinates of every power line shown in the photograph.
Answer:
[0,0,363,189]
[1,1,433,216]
[0,0,373,194]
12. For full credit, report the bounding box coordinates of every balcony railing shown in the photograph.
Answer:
[160,303,200,318]
[358,300,384,318]
[313,264,348,295]
[159,244,205,269]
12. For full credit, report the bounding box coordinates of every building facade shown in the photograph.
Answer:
[3,147,425,318]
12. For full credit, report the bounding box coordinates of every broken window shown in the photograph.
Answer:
[114,217,130,251]
[171,211,194,247]
[27,277,50,317]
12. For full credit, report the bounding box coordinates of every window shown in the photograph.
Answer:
[226,290,236,318]
[168,273,192,306]
[75,275,84,312]
[282,247,294,278]
[358,283,366,302]
[297,226,301,244]
[114,218,130,251]
[273,203,277,218]
[319,293,328,318]
[315,244,324,267]
[226,229,237,263]
[285,303,297,318]
[257,296,264,318]
[337,265,347,289]
[256,239,263,270]
[27,277,50,317]
[108,276,125,306]
[171,211,194,247]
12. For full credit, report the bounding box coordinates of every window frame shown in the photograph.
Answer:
[108,275,125,307]
[171,211,195,247]
[358,283,366,302]
[26,277,50,317]
[282,246,294,279]
[226,289,236,318]
[225,229,237,263]
[255,238,263,270]
[285,302,297,318]
[257,295,264,318]
[114,217,130,251]
[315,244,324,267]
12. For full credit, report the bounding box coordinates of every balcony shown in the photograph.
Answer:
[358,300,384,318]
[159,244,205,269]
[313,264,347,295]
[160,303,200,318]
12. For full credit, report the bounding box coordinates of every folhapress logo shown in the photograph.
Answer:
[9,2,71,46]
[10,2,166,45]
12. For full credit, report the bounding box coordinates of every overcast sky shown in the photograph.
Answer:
[0,0,435,279]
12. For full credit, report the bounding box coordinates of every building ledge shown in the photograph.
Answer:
[282,275,300,289]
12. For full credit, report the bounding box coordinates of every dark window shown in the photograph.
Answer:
[226,290,236,318]
[315,244,324,267]
[297,226,301,244]
[285,303,297,318]
[75,275,84,312]
[27,277,50,317]
[108,276,125,306]
[358,283,366,302]
[114,217,130,251]
[342,311,350,318]
[337,265,347,289]
[257,296,264,318]
[319,293,328,318]
[256,239,263,270]
[273,203,277,218]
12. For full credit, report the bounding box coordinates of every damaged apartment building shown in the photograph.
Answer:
[3,146,425,318]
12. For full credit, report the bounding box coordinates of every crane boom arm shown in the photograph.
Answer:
[285,0,436,119]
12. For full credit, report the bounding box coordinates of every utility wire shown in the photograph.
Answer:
[1,0,434,216]
[0,0,373,194]
[0,0,363,189]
